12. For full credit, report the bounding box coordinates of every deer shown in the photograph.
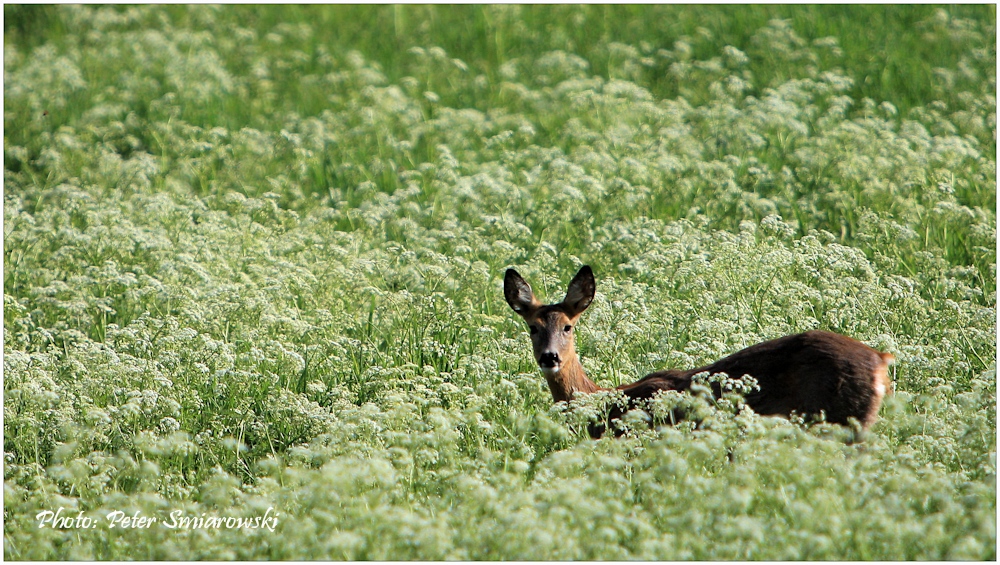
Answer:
[504,265,895,439]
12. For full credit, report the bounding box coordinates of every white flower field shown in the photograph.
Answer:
[4,5,996,559]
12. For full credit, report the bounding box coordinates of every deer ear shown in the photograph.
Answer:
[504,269,537,314]
[563,265,595,317]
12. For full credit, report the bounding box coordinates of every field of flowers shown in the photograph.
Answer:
[4,5,996,559]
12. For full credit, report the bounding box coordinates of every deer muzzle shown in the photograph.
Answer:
[538,351,561,371]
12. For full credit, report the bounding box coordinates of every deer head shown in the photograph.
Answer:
[504,266,596,380]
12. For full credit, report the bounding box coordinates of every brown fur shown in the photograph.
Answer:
[504,266,895,439]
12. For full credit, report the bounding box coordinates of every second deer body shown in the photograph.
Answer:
[504,266,894,438]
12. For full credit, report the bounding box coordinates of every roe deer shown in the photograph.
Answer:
[504,265,894,438]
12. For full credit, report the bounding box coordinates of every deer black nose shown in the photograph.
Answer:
[539,352,560,368]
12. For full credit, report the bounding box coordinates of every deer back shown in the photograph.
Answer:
[597,330,893,437]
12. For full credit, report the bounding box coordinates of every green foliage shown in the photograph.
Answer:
[4,5,995,560]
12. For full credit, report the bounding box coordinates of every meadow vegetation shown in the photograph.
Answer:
[4,5,996,559]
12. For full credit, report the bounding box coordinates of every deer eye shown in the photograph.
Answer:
[564,325,572,332]
[528,325,539,335]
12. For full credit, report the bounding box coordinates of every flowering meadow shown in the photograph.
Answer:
[3,5,996,559]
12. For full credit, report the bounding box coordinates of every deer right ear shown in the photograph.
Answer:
[563,265,595,317]
[504,269,536,314]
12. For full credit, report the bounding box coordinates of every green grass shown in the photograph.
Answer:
[4,5,996,560]
[7,5,994,120]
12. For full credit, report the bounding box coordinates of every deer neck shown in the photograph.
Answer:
[543,354,602,403]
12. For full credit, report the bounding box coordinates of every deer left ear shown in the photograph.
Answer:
[504,268,537,314]
[563,265,595,317]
